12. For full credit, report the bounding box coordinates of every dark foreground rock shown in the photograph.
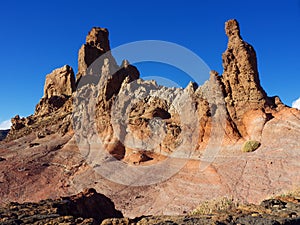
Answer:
[1,190,300,225]
[100,195,300,225]
[0,188,122,225]
[0,129,9,141]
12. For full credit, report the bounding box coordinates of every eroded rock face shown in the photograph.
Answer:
[7,115,34,139]
[77,27,118,83]
[221,19,272,136]
[1,19,300,218]
[0,188,122,224]
[6,66,75,141]
[111,79,192,158]
[35,65,75,116]
[0,130,9,141]
[44,65,75,98]
[86,27,110,51]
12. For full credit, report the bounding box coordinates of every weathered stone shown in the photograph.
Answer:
[44,65,75,99]
[0,130,9,141]
[0,189,122,224]
[10,115,25,131]
[221,19,271,136]
[1,19,300,220]
[35,65,75,116]
[76,27,117,83]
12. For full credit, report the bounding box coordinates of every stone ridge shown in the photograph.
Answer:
[4,19,288,147]
[4,19,289,147]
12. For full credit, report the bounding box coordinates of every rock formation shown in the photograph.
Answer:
[222,19,268,107]
[6,65,75,141]
[7,115,33,139]
[0,188,122,224]
[1,189,300,224]
[100,193,300,225]
[1,19,300,218]
[76,27,118,83]
[221,19,275,137]
[0,130,9,141]
[35,65,75,116]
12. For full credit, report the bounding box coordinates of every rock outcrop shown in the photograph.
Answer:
[221,19,276,137]
[1,189,300,225]
[0,130,9,141]
[7,115,34,139]
[35,65,75,116]
[1,19,300,218]
[76,27,118,83]
[0,188,122,224]
[6,65,75,141]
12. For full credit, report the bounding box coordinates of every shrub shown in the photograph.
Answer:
[191,197,237,215]
[242,140,260,152]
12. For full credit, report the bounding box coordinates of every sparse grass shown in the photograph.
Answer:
[277,189,300,198]
[241,140,260,152]
[191,197,238,215]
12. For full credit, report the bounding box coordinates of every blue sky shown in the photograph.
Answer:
[0,0,299,129]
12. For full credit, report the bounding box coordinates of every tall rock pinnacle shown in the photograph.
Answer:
[76,27,117,83]
[221,19,271,136]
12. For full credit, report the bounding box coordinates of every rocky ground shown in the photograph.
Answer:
[0,188,122,225]
[1,189,300,225]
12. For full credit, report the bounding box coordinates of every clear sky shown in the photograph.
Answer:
[0,0,299,129]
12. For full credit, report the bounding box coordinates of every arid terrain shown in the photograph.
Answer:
[0,19,300,224]
[1,188,300,224]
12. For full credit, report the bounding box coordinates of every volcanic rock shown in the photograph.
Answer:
[0,188,122,224]
[0,130,9,141]
[1,189,300,225]
[6,65,75,141]
[35,65,75,116]
[222,19,268,107]
[0,19,300,219]
[76,27,118,83]
[44,65,75,98]
[221,19,274,137]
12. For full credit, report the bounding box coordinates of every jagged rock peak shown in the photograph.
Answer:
[221,19,271,136]
[221,19,268,106]
[121,59,130,68]
[7,65,75,139]
[185,81,198,94]
[225,19,241,39]
[43,65,75,99]
[77,27,115,82]
[209,70,220,82]
[86,27,110,52]
[35,65,75,116]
